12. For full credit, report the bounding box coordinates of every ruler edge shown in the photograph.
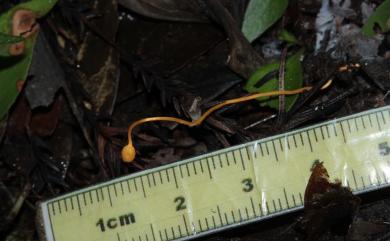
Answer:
[39,105,390,241]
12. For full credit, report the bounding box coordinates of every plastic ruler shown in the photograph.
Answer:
[38,105,390,241]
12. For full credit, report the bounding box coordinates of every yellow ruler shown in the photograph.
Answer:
[38,106,390,241]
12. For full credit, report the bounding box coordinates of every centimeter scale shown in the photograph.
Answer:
[39,105,390,241]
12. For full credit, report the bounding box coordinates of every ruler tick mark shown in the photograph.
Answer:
[293,135,298,148]
[232,152,237,164]
[332,123,338,137]
[51,202,55,215]
[272,200,277,212]
[206,158,213,179]
[107,186,113,206]
[199,160,204,173]
[185,163,191,176]
[152,173,157,186]
[113,184,118,197]
[283,188,290,208]
[369,114,373,127]
[380,111,386,124]
[133,178,138,191]
[216,155,223,168]
[140,177,147,198]
[260,143,264,156]
[245,207,249,219]
[217,205,223,225]
[146,175,152,188]
[192,162,198,175]
[126,180,131,193]
[164,229,169,241]
[239,149,246,170]
[347,120,352,133]
[95,189,100,202]
[205,217,210,230]
[259,203,263,216]
[224,153,230,166]
[306,132,313,152]
[354,117,359,131]
[361,176,366,188]
[165,169,171,182]
[158,171,163,184]
[178,224,183,237]
[82,192,87,206]
[159,231,163,241]
[250,197,256,216]
[278,138,284,152]
[76,195,82,216]
[224,213,229,225]
[265,142,270,155]
[171,226,176,239]
[231,210,236,222]
[278,199,283,211]
[320,127,325,140]
[299,193,303,205]
[197,220,202,232]
[150,224,156,241]
[325,125,330,138]
[89,191,93,204]
[313,129,318,142]
[70,196,74,210]
[182,215,190,235]
[272,141,279,161]
[286,137,291,150]
[340,122,347,143]
[376,113,382,131]
[119,182,124,195]
[64,199,68,212]
[352,169,358,190]
[172,168,179,189]
[57,201,62,214]
[361,116,366,129]
[179,165,184,179]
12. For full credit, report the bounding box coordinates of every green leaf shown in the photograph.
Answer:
[362,0,390,37]
[0,32,24,56]
[0,0,57,120]
[244,49,304,111]
[242,0,288,42]
[278,29,298,44]
[0,32,23,45]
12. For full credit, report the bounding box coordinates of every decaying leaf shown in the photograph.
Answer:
[25,32,64,109]
[242,0,288,42]
[76,0,119,116]
[119,0,263,79]
[244,49,304,111]
[118,0,208,22]
[297,161,360,240]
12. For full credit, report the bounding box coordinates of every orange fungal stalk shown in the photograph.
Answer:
[122,82,332,163]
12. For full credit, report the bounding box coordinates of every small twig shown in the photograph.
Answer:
[277,46,288,124]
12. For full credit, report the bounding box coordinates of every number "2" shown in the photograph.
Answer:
[174,196,186,211]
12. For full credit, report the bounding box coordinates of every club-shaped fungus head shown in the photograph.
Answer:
[121,144,136,162]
